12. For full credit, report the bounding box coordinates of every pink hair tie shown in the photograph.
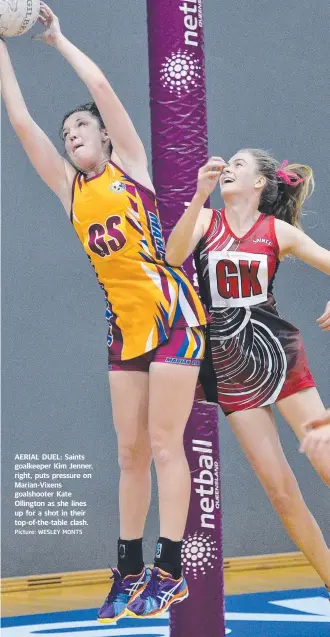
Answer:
[276,160,305,186]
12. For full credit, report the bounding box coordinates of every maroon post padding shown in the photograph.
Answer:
[147,1,225,634]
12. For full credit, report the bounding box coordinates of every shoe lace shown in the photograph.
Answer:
[140,569,159,599]
[106,570,127,603]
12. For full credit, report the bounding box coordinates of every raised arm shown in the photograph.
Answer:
[165,157,225,266]
[35,3,148,179]
[0,38,75,213]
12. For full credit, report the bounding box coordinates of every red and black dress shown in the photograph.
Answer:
[195,209,315,415]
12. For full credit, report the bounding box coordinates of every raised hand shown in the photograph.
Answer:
[317,300,330,331]
[196,156,226,202]
[32,1,62,47]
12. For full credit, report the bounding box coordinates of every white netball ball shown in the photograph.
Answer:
[0,0,40,37]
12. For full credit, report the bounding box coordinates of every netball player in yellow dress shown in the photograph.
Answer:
[0,2,207,620]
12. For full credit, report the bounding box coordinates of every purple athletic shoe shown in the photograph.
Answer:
[97,567,149,623]
[126,567,189,618]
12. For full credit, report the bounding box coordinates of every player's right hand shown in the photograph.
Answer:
[196,157,227,202]
[299,409,330,460]
[299,410,330,455]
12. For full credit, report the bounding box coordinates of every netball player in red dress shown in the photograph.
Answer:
[166,150,330,594]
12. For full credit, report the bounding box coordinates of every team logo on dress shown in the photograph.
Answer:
[109,180,126,193]
[182,531,218,579]
[160,49,202,96]
[253,238,272,245]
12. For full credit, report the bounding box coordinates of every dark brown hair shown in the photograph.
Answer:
[60,102,113,158]
[241,148,314,227]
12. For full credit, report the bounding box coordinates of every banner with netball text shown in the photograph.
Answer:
[147,1,225,635]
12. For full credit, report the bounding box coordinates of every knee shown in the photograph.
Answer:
[150,433,184,465]
[270,490,294,516]
[151,441,171,465]
[118,444,152,473]
[267,479,302,517]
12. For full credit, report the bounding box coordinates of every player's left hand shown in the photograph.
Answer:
[317,300,330,331]
[32,2,62,47]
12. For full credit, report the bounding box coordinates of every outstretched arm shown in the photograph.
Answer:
[275,219,330,275]
[35,3,148,176]
[275,219,330,330]
[0,38,75,212]
[165,157,225,266]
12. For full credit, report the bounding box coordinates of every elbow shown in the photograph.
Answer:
[321,253,330,275]
[165,248,183,268]
[91,76,112,97]
[9,114,34,136]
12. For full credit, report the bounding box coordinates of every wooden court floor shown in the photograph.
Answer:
[1,565,323,618]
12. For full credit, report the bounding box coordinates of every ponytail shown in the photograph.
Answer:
[241,149,314,227]
[269,163,314,227]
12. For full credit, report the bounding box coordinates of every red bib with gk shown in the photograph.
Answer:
[208,250,268,308]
